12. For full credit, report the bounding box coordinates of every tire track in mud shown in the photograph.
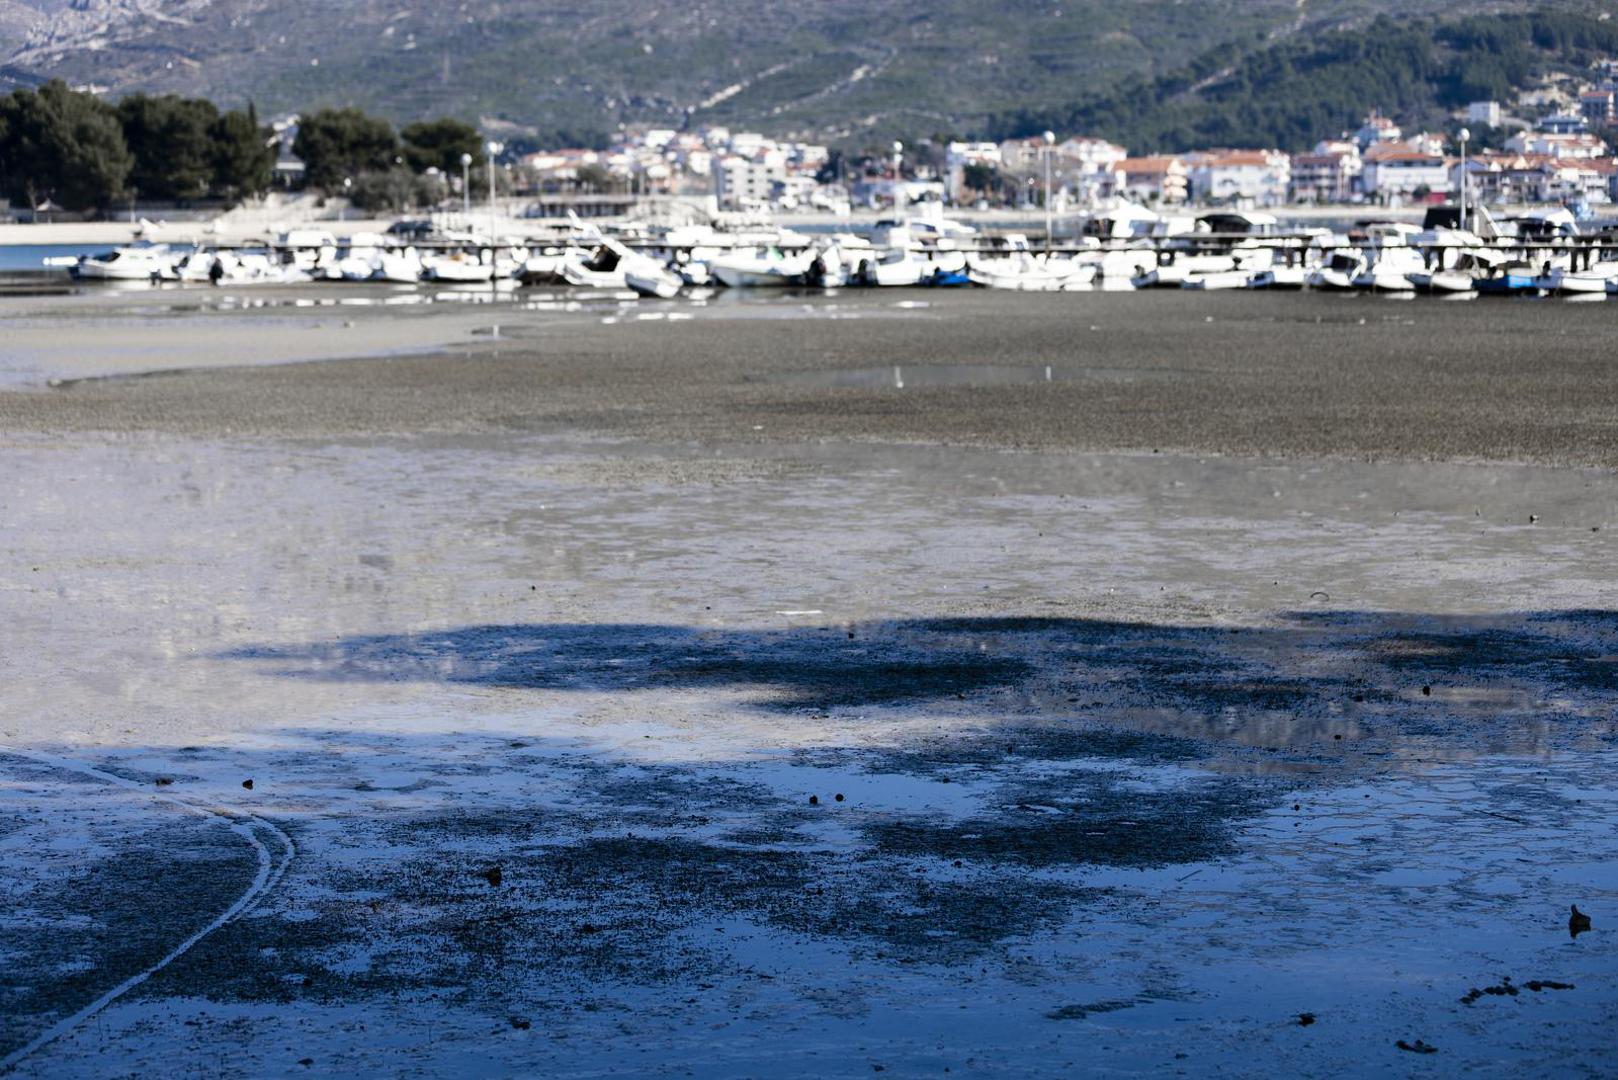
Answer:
[0,747,295,1074]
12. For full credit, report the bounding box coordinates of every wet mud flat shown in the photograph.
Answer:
[0,289,1616,1075]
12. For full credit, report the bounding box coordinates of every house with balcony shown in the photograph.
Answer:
[1290,142,1361,203]
[1361,145,1451,201]
[1186,149,1291,206]
[1117,156,1188,204]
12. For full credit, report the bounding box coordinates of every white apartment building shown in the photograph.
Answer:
[1187,149,1291,206]
[1361,147,1451,199]
[1506,130,1609,159]
[712,155,785,208]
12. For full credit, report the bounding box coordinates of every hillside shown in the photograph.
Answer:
[989,9,1618,150]
[0,0,1503,144]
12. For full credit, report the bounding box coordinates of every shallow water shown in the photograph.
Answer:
[1,428,1614,1074]
[0,288,1613,1074]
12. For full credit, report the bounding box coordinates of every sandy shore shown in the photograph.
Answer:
[0,284,1613,1076]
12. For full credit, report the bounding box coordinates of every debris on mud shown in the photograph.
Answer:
[1397,1039,1438,1054]
[1046,1000,1134,1021]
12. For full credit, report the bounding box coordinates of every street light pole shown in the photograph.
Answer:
[460,152,473,222]
[1042,130,1055,250]
[891,140,904,209]
[1457,127,1470,232]
[486,141,503,245]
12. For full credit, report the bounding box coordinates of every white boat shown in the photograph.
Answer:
[73,245,176,281]
[1408,249,1504,294]
[1182,269,1252,290]
[222,252,313,285]
[335,254,380,281]
[1248,266,1309,289]
[560,259,626,289]
[426,252,495,283]
[864,249,968,287]
[968,253,1095,291]
[1537,261,1618,295]
[708,248,814,288]
[1308,250,1367,291]
[1352,246,1426,292]
[1132,254,1234,289]
[375,250,424,284]
[624,267,683,299]
[1408,268,1478,293]
[519,254,564,285]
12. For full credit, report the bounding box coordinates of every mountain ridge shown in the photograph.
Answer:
[0,1,1594,147]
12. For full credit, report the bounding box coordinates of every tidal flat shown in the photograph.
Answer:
[1,285,1614,1076]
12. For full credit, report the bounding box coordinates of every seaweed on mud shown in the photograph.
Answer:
[780,866,1086,954]
[3,828,259,1047]
[1046,1000,1136,1020]
[798,724,1206,777]
[377,805,561,846]
[1158,678,1319,711]
[587,770,783,816]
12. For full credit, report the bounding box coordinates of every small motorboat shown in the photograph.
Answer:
[73,244,176,281]
[707,248,814,288]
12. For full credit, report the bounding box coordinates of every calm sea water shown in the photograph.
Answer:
[0,244,105,272]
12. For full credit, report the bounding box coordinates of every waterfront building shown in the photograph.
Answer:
[1291,144,1360,203]
[1118,156,1188,203]
[712,155,785,208]
[1186,149,1291,206]
[1361,144,1451,200]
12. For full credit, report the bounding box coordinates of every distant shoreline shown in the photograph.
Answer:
[0,204,1442,249]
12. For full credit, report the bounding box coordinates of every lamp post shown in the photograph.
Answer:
[891,140,903,207]
[1042,130,1055,249]
[342,176,351,222]
[486,141,504,245]
[1457,127,1470,232]
[460,152,473,221]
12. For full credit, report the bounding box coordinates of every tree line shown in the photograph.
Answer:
[0,80,488,214]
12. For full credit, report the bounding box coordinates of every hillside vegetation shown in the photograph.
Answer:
[988,11,1618,150]
[1,0,1503,144]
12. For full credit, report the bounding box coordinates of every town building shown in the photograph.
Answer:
[944,141,1002,202]
[1467,101,1503,128]
[1117,156,1188,203]
[1186,149,1291,206]
[712,155,785,209]
[1361,144,1451,200]
[1539,113,1589,135]
[1290,142,1361,203]
[1354,111,1403,150]
[1505,130,1609,159]
[1580,90,1616,128]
